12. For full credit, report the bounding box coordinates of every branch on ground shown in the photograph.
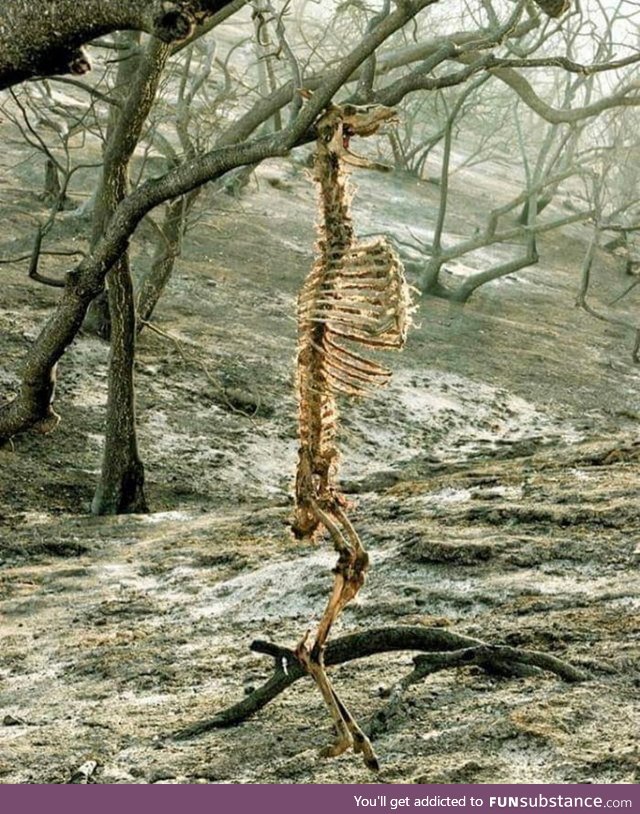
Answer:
[174,625,590,740]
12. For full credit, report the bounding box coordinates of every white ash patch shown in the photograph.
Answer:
[340,368,582,483]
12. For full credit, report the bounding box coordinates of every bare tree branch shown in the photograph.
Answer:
[0,0,245,89]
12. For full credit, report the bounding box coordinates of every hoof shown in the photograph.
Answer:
[353,731,380,771]
[363,752,380,771]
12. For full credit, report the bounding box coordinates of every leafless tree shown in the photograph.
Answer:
[4,0,640,514]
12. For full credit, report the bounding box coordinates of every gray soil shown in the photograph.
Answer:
[0,136,639,783]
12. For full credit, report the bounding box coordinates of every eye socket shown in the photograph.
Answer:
[342,104,357,117]
[319,125,334,143]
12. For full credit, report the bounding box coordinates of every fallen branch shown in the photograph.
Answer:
[406,643,588,683]
[174,625,589,740]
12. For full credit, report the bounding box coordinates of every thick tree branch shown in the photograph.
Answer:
[0,0,244,89]
[488,68,640,124]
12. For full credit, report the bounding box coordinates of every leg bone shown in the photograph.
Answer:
[296,499,379,769]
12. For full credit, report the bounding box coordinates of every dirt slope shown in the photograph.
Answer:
[0,144,639,783]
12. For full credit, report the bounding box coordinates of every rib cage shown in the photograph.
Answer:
[294,233,413,540]
[298,238,411,398]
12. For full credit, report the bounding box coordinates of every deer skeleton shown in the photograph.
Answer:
[293,101,412,769]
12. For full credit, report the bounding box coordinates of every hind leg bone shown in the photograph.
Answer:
[296,499,379,769]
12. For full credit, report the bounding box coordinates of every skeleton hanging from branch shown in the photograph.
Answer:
[176,97,588,767]
[292,97,413,769]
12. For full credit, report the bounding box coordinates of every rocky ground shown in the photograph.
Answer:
[0,129,639,783]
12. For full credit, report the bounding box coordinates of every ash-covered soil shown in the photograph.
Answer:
[0,145,639,783]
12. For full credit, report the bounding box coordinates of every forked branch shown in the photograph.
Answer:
[174,625,589,740]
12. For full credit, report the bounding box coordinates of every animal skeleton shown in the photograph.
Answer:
[293,100,412,769]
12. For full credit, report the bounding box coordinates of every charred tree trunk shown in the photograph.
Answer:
[85,33,142,341]
[517,193,553,225]
[0,269,104,444]
[91,36,170,515]
[134,35,208,330]
[252,2,283,134]
[417,77,489,296]
[418,258,449,297]
[92,252,147,514]
[40,159,65,208]
[136,197,188,327]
